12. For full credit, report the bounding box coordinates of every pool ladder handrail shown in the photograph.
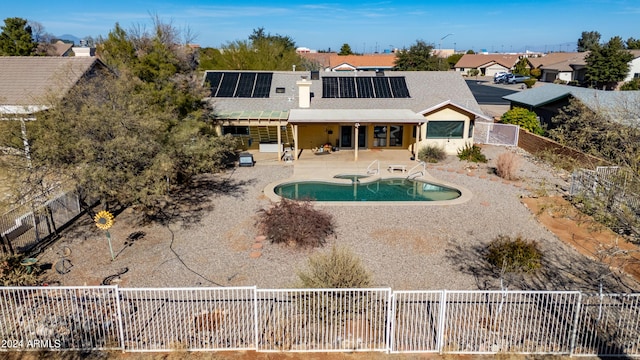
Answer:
[366,160,380,175]
[407,161,426,179]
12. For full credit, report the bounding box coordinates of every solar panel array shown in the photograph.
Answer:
[322,76,410,99]
[205,72,273,98]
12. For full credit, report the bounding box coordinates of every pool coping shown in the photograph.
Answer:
[263,170,473,206]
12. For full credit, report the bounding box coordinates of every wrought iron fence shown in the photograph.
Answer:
[0,191,82,255]
[473,122,519,147]
[1,287,640,356]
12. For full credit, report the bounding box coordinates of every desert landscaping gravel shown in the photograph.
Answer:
[38,145,640,293]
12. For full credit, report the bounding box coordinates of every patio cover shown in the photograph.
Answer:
[288,109,425,124]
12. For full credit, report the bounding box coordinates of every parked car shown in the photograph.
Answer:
[507,74,530,84]
[493,72,509,83]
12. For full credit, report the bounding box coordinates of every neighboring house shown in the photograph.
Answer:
[528,52,588,83]
[453,54,521,77]
[623,50,640,82]
[40,40,74,56]
[502,83,640,126]
[204,70,490,161]
[0,56,106,122]
[300,53,397,72]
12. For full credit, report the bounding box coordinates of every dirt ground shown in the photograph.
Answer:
[522,196,640,284]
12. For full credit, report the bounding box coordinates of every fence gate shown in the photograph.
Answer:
[474,121,519,146]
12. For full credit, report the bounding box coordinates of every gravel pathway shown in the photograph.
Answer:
[39,145,639,293]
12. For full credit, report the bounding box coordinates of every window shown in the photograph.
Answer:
[426,121,464,139]
[276,87,285,93]
[468,121,474,138]
[222,126,250,136]
[634,73,640,79]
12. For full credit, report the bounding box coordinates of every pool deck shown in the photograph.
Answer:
[253,148,473,206]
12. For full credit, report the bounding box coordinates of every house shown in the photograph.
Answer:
[204,70,491,161]
[300,53,397,72]
[453,54,521,77]
[502,83,640,126]
[623,50,640,82]
[0,57,106,121]
[527,52,588,83]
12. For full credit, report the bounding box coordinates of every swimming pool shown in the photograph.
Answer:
[274,178,462,202]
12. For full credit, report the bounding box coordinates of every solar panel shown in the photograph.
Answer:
[217,72,239,97]
[236,72,256,97]
[372,77,392,98]
[389,77,410,98]
[205,72,223,96]
[339,77,356,98]
[253,73,273,98]
[322,77,339,98]
[356,77,374,98]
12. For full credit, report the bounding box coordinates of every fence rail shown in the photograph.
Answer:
[1,286,640,356]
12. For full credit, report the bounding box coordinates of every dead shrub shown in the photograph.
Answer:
[297,246,372,288]
[496,152,520,180]
[257,199,334,248]
[485,235,542,274]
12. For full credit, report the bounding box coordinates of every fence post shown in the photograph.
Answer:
[114,285,126,352]
[436,290,447,354]
[253,286,259,351]
[569,292,582,356]
[386,289,394,353]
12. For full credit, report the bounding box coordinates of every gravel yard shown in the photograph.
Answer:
[37,145,640,293]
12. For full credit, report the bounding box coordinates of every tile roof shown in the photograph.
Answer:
[454,54,520,69]
[0,56,102,110]
[536,52,587,71]
[527,52,586,69]
[299,53,397,70]
[206,70,483,116]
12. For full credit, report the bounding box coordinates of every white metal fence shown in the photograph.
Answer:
[474,122,519,147]
[1,287,639,356]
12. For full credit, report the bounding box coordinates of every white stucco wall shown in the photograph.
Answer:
[484,64,511,77]
[420,107,473,155]
[624,57,640,82]
[558,71,573,83]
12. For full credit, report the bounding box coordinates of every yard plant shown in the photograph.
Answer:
[457,143,487,163]
[257,199,335,248]
[495,152,521,180]
[418,144,446,163]
[485,235,542,274]
[297,246,371,288]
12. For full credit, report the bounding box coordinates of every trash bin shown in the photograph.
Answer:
[238,152,254,167]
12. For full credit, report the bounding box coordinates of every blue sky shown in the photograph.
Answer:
[1,0,638,53]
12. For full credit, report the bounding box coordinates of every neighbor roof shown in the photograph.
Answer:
[0,56,103,115]
[454,54,520,69]
[503,83,640,124]
[528,52,587,69]
[300,53,397,71]
[538,52,587,72]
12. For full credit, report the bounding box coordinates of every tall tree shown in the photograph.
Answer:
[577,31,601,52]
[585,36,633,89]
[513,57,530,76]
[626,37,640,50]
[0,17,37,56]
[338,43,353,55]
[393,40,448,71]
[199,29,304,71]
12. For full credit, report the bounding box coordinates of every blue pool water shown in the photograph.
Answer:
[274,178,461,202]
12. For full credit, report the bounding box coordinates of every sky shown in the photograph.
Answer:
[1,0,639,54]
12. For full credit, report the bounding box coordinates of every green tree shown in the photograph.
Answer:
[0,17,37,56]
[446,53,464,69]
[620,78,640,91]
[198,29,304,71]
[500,107,543,134]
[393,40,448,71]
[338,43,353,55]
[20,21,237,213]
[466,49,475,54]
[513,57,530,76]
[577,30,601,52]
[585,36,634,89]
[626,37,640,50]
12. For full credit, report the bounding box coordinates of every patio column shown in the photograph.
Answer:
[293,125,299,160]
[277,124,282,162]
[354,123,360,161]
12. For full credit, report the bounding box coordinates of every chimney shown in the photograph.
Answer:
[296,78,311,108]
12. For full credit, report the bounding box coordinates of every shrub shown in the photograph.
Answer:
[297,246,372,288]
[457,143,487,163]
[523,78,537,88]
[257,199,334,248]
[1,255,40,286]
[500,107,544,135]
[495,152,521,180]
[418,144,446,163]
[529,68,542,79]
[485,235,542,273]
